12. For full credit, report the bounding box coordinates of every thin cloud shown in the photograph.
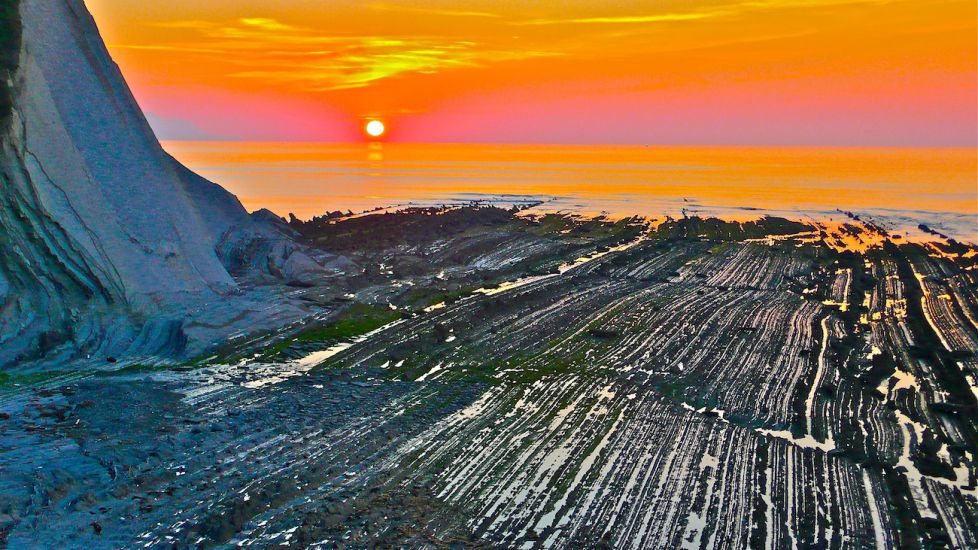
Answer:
[368,3,502,18]
[239,18,297,31]
[741,0,903,8]
[228,43,560,91]
[107,44,229,55]
[136,17,561,91]
[513,0,905,26]
[150,20,218,30]
[516,11,727,26]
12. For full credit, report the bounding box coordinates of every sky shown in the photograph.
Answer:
[85,0,977,145]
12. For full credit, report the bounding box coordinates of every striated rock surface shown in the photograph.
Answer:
[0,0,325,368]
[0,214,974,548]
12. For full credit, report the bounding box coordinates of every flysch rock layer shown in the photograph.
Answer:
[0,0,325,369]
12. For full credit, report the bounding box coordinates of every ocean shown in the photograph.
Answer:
[164,142,977,241]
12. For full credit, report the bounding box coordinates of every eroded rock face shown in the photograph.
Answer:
[0,0,324,368]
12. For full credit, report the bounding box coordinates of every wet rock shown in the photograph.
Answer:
[588,328,621,339]
[434,323,452,341]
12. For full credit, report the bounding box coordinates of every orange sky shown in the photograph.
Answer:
[86,0,977,145]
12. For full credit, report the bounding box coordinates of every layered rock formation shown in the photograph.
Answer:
[0,0,324,368]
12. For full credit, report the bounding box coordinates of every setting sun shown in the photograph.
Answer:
[365,120,386,138]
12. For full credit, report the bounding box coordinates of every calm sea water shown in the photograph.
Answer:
[164,142,977,241]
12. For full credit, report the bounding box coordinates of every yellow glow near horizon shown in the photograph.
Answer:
[366,120,386,138]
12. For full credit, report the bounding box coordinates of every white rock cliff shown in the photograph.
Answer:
[0,0,324,368]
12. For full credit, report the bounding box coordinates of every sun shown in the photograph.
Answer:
[365,120,386,138]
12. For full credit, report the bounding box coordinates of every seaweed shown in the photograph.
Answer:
[258,303,402,361]
[294,206,516,252]
[653,215,812,241]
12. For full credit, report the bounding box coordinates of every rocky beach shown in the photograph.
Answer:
[1,1,976,548]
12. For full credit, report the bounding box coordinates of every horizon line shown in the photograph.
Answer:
[158,139,978,150]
